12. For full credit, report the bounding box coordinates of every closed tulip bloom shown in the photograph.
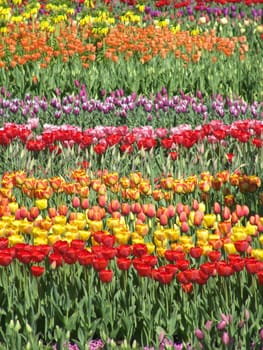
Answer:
[0,252,13,266]
[117,257,131,271]
[222,332,230,345]
[31,265,45,277]
[92,257,109,271]
[190,246,203,259]
[99,269,113,283]
[194,329,204,340]
[48,253,63,268]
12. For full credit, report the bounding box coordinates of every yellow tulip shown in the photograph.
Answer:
[1,215,14,223]
[231,227,247,242]
[106,218,120,229]
[179,235,193,245]
[154,229,167,241]
[65,223,79,232]
[8,202,19,213]
[208,234,220,241]
[245,223,257,236]
[156,247,166,257]
[19,221,33,235]
[48,235,61,245]
[200,244,213,256]
[224,243,237,254]
[132,237,145,245]
[79,230,91,241]
[203,214,217,229]
[73,219,86,230]
[182,243,194,253]
[52,224,66,235]
[34,237,48,245]
[88,220,103,232]
[154,237,168,248]
[251,249,263,261]
[115,232,130,245]
[259,235,263,245]
[135,224,149,237]
[196,229,209,242]
[35,199,48,210]
[3,228,18,237]
[164,227,180,241]
[64,232,79,241]
[32,227,47,238]
[54,215,67,225]
[8,235,25,246]
[146,242,155,254]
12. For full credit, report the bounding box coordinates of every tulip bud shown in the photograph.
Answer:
[192,199,199,210]
[159,213,168,226]
[213,202,221,214]
[181,222,189,233]
[222,206,231,220]
[81,198,89,210]
[222,332,230,345]
[194,210,204,226]
[194,329,204,340]
[72,196,80,208]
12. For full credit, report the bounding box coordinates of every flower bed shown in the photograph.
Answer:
[0,0,262,349]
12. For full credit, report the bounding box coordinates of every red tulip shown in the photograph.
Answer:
[101,247,116,260]
[132,243,147,257]
[71,239,85,250]
[0,252,13,266]
[217,261,234,277]
[31,250,46,263]
[116,245,131,258]
[181,283,193,293]
[48,253,63,268]
[53,240,69,255]
[101,235,116,248]
[0,237,8,249]
[169,151,178,160]
[141,255,158,267]
[157,270,174,284]
[94,143,107,154]
[31,265,45,277]
[176,271,189,284]
[200,262,216,276]
[93,231,106,244]
[175,259,190,271]
[208,251,221,262]
[116,257,132,271]
[99,269,113,283]
[190,247,203,259]
[184,269,200,282]
[257,271,263,285]
[92,257,109,271]
[234,240,249,253]
[78,251,93,266]
[16,250,32,264]
[134,262,152,277]
[245,258,262,274]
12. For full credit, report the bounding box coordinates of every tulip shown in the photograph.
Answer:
[0,252,13,266]
[58,204,68,216]
[31,266,45,277]
[72,196,81,208]
[234,240,249,253]
[194,329,204,340]
[99,269,113,283]
[117,257,131,271]
[222,332,230,345]
[92,257,109,271]
[190,247,203,259]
